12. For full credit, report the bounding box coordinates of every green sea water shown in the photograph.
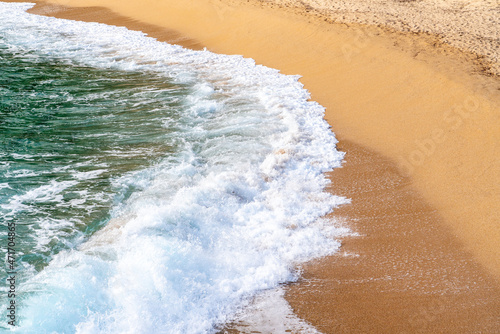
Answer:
[0,47,191,276]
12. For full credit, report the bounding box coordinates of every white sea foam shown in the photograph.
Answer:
[1,180,78,214]
[226,287,321,333]
[0,2,349,333]
[73,169,106,181]
[3,169,40,178]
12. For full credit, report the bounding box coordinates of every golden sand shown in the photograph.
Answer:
[268,0,500,75]
[7,0,500,332]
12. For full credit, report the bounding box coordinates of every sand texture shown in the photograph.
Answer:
[263,0,500,75]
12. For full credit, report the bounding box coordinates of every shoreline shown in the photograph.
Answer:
[287,140,500,333]
[24,0,500,278]
[5,0,500,332]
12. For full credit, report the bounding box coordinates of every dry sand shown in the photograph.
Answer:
[265,0,500,75]
[5,0,500,332]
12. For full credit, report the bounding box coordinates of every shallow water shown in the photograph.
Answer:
[0,2,348,333]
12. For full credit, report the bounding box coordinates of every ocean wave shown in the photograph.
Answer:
[0,2,348,333]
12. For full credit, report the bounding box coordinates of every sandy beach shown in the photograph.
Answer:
[6,0,500,332]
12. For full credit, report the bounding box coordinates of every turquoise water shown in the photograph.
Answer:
[0,2,347,333]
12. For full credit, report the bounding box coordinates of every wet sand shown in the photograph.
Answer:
[6,0,500,332]
[286,140,500,333]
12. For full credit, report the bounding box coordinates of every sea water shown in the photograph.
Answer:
[0,2,349,333]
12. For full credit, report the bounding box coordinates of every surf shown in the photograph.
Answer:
[0,2,348,332]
